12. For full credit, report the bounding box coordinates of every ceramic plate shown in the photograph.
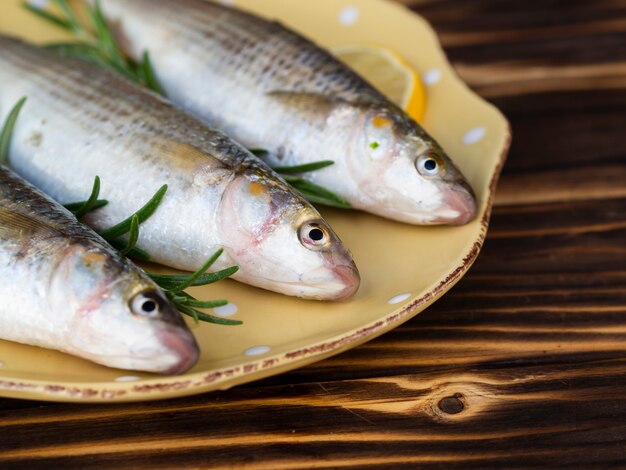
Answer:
[0,0,510,402]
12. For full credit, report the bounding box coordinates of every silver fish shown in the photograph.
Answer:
[96,0,477,225]
[0,36,359,301]
[0,166,199,374]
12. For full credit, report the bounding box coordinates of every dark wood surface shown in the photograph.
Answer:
[2,0,626,468]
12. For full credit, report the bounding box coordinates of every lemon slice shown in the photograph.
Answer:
[332,44,426,122]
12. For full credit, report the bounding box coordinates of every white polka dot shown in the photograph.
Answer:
[218,0,235,6]
[388,293,412,305]
[245,346,271,356]
[339,6,360,26]
[422,69,442,86]
[115,376,140,382]
[27,0,50,7]
[0,361,4,368]
[213,303,238,317]
[463,127,486,145]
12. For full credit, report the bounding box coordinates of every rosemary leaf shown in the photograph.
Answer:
[22,3,72,31]
[168,249,224,293]
[51,0,83,34]
[173,291,229,309]
[0,97,27,166]
[149,265,239,290]
[248,148,269,158]
[51,45,137,80]
[118,214,139,255]
[107,240,151,261]
[165,293,189,304]
[176,303,242,326]
[139,51,164,95]
[88,0,128,70]
[65,176,106,217]
[287,179,351,209]
[65,199,108,213]
[295,192,351,209]
[99,184,167,239]
[273,160,335,174]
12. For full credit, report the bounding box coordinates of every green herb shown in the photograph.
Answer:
[1,97,238,326]
[118,215,139,256]
[98,184,168,240]
[138,51,165,96]
[369,141,380,150]
[248,148,269,158]
[158,260,241,326]
[270,160,351,208]
[153,250,241,326]
[272,160,335,175]
[0,97,27,166]
[24,0,163,94]
[282,176,351,209]
[64,176,108,217]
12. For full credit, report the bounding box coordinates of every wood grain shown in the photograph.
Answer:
[1,0,626,468]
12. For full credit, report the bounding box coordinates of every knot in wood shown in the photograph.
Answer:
[437,393,465,415]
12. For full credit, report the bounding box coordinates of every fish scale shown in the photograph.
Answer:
[0,36,360,300]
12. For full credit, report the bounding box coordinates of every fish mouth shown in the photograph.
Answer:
[232,263,360,300]
[437,182,477,226]
[156,326,200,375]
[328,264,361,301]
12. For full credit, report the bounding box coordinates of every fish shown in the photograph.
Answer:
[0,166,199,374]
[94,0,478,225]
[0,36,359,301]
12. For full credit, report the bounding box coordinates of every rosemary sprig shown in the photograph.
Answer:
[1,97,238,326]
[152,249,241,326]
[250,150,350,208]
[23,0,163,94]
[25,2,348,209]
[274,161,351,209]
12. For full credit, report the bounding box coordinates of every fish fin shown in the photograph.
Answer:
[153,139,235,186]
[266,91,345,117]
[0,207,61,239]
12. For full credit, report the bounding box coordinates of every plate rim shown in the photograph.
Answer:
[0,0,512,403]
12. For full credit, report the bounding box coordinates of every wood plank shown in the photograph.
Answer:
[0,360,624,468]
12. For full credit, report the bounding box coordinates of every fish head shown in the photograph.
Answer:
[218,167,360,300]
[51,244,199,374]
[339,103,477,225]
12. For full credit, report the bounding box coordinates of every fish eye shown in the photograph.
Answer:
[298,221,330,250]
[416,153,445,177]
[130,292,162,318]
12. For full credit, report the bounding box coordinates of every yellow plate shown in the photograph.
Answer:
[0,0,510,402]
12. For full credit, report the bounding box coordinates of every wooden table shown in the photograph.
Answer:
[2,0,626,467]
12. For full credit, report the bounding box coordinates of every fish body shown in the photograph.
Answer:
[97,0,477,225]
[0,166,199,374]
[0,36,359,300]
